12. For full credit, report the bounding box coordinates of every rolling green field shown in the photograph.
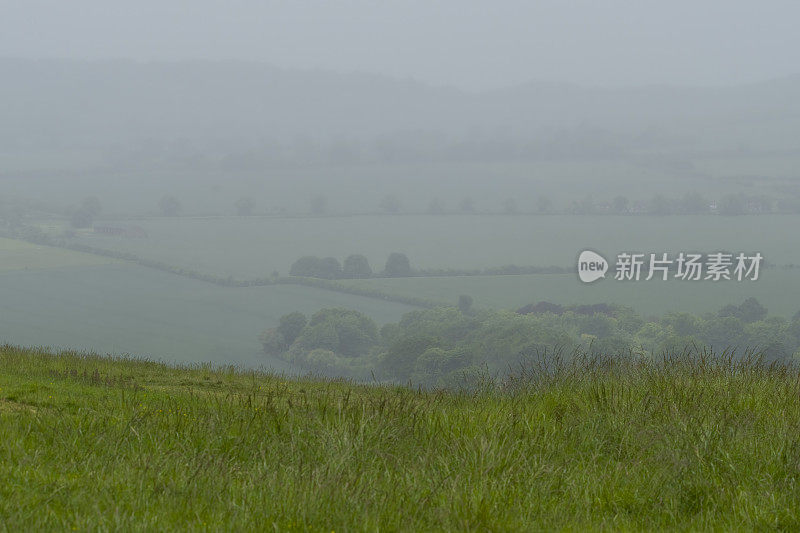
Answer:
[0,264,414,369]
[63,213,800,318]
[78,214,800,278]
[0,237,118,272]
[341,270,800,318]
[3,346,800,530]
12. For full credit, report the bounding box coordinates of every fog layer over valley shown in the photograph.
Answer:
[7,4,800,529]
[1,55,799,374]
[3,58,800,213]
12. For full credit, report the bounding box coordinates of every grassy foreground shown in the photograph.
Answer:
[2,346,800,530]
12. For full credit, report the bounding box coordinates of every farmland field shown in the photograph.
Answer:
[0,237,118,272]
[341,270,800,318]
[0,264,415,369]
[75,214,800,278]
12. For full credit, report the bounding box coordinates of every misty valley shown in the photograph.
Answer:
[2,37,800,529]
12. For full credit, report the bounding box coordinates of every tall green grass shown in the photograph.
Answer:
[2,344,800,530]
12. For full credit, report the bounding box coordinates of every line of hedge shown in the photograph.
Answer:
[414,265,573,276]
[274,276,447,308]
[2,224,782,311]
[0,227,450,306]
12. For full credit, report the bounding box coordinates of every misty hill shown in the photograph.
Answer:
[2,58,799,153]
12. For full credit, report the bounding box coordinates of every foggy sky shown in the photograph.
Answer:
[1,0,799,91]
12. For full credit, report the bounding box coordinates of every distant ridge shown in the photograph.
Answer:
[1,57,798,147]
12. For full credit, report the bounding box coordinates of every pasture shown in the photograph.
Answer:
[341,270,800,318]
[77,214,800,279]
[0,264,415,369]
[0,236,118,272]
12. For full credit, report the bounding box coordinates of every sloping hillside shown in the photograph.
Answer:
[2,345,799,529]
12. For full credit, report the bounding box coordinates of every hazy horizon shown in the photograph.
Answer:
[2,1,799,91]
[2,55,799,93]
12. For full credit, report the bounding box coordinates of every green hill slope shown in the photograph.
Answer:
[1,345,799,530]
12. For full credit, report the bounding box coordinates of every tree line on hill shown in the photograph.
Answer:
[48,186,800,225]
[164,190,800,217]
[289,253,570,280]
[260,297,800,387]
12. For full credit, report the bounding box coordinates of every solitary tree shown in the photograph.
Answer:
[343,254,373,279]
[384,252,412,277]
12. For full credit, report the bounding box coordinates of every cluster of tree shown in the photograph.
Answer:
[261,298,800,386]
[289,253,412,279]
